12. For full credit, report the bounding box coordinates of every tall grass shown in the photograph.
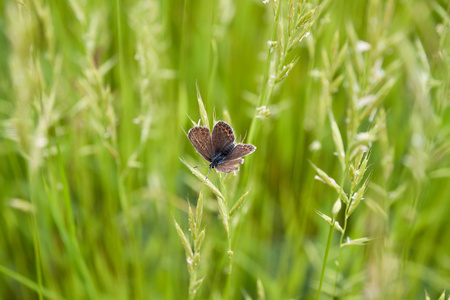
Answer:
[0,0,449,299]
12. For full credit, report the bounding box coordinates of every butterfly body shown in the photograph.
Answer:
[210,151,228,169]
[209,143,234,168]
[188,121,256,175]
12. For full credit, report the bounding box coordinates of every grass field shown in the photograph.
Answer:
[1,0,450,299]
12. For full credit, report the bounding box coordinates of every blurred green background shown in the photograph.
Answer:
[1,0,449,299]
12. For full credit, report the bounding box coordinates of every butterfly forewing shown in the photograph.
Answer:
[188,126,213,162]
[214,159,244,173]
[212,121,235,154]
[225,144,256,161]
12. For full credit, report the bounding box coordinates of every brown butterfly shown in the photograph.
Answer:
[188,121,256,178]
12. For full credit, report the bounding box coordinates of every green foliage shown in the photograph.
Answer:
[0,0,449,299]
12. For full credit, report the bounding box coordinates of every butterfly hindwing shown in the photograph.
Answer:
[214,159,244,173]
[225,144,256,161]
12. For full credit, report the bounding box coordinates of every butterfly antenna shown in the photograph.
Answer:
[242,131,248,143]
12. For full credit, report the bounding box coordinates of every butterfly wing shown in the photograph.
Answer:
[212,121,235,154]
[188,126,213,162]
[225,144,256,160]
[214,159,244,173]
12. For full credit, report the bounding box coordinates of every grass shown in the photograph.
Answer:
[1,0,450,299]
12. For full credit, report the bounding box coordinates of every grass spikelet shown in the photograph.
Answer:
[173,192,206,299]
[328,110,345,171]
[315,210,344,233]
[229,189,250,218]
[196,83,209,128]
[257,278,266,300]
[174,218,193,258]
[180,158,226,201]
[341,237,372,247]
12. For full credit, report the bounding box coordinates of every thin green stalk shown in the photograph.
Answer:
[28,171,43,300]
[115,0,143,297]
[117,171,144,300]
[316,223,335,300]
[177,0,190,125]
[224,235,232,300]
[333,216,348,296]
[0,265,64,300]
[55,142,76,244]
[247,0,282,145]
[207,39,218,106]
[332,158,354,296]
[398,182,422,297]
[221,185,232,299]
[317,170,347,300]
[115,0,134,158]
[332,197,351,296]
[28,19,44,300]
[55,144,98,300]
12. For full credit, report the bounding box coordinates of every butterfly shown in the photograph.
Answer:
[188,121,256,177]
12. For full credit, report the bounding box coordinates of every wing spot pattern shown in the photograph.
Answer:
[219,125,230,137]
